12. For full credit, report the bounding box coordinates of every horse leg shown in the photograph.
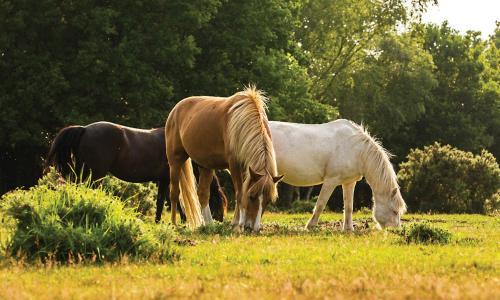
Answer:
[169,162,183,226]
[197,166,214,224]
[229,163,243,231]
[155,181,166,223]
[232,201,240,226]
[342,182,356,231]
[305,180,337,230]
[179,205,187,223]
[209,175,226,222]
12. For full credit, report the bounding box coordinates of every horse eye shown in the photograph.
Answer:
[393,210,398,216]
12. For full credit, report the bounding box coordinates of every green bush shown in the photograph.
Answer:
[357,207,372,214]
[398,223,452,245]
[0,183,177,264]
[398,143,500,214]
[288,199,316,213]
[39,168,158,218]
[99,176,158,217]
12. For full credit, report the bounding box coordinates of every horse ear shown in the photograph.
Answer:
[391,187,398,197]
[249,167,263,181]
[273,174,284,183]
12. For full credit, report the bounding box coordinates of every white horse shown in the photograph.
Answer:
[269,119,407,230]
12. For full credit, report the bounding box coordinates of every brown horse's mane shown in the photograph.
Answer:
[227,86,278,201]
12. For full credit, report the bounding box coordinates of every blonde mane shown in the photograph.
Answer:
[227,86,278,200]
[350,122,406,212]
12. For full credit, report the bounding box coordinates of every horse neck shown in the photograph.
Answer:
[227,101,277,176]
[359,146,396,196]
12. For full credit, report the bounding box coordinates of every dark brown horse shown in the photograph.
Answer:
[46,121,227,222]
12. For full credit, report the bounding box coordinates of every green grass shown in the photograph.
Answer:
[0,212,499,299]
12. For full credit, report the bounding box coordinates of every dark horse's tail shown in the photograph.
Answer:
[209,174,228,222]
[46,126,86,176]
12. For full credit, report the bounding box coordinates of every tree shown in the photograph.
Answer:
[295,0,436,105]
[411,23,497,154]
[183,0,336,123]
[481,22,500,158]
[337,33,437,159]
[0,0,222,192]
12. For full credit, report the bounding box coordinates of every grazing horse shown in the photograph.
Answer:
[269,119,407,230]
[166,86,283,231]
[46,122,227,222]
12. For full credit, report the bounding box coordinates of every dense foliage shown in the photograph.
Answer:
[0,1,498,215]
[39,167,159,217]
[398,143,500,214]
[0,182,177,263]
[99,176,158,217]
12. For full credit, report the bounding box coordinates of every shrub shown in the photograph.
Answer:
[398,143,500,214]
[39,168,158,217]
[397,223,452,245]
[0,183,177,264]
[357,207,372,214]
[288,199,316,213]
[100,176,158,217]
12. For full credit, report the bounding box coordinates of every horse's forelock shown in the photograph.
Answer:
[247,172,278,203]
[395,192,407,214]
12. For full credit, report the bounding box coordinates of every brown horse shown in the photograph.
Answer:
[166,86,283,231]
[46,122,227,222]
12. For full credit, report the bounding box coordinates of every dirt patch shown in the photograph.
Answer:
[174,237,197,246]
[401,217,448,223]
[259,219,372,235]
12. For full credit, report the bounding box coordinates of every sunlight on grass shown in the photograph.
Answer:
[0,212,498,299]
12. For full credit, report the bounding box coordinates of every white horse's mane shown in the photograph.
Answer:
[348,121,406,212]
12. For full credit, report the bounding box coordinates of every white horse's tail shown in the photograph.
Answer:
[178,158,204,228]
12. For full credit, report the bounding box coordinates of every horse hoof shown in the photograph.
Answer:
[232,224,242,233]
[305,223,316,231]
[342,226,354,232]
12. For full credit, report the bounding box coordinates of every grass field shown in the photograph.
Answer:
[0,212,498,299]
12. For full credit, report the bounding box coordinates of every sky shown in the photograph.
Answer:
[422,0,499,39]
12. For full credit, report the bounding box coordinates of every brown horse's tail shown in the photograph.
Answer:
[178,158,204,228]
[46,126,86,177]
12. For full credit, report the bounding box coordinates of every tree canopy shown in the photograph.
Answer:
[0,0,498,194]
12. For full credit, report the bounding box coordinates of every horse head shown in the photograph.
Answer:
[242,167,283,232]
[372,187,407,229]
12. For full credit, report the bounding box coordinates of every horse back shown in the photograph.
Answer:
[269,120,362,186]
[167,96,233,169]
[79,122,167,182]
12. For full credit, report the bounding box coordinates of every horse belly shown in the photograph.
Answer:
[180,110,228,169]
[275,148,326,186]
[271,125,330,186]
[111,133,166,182]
